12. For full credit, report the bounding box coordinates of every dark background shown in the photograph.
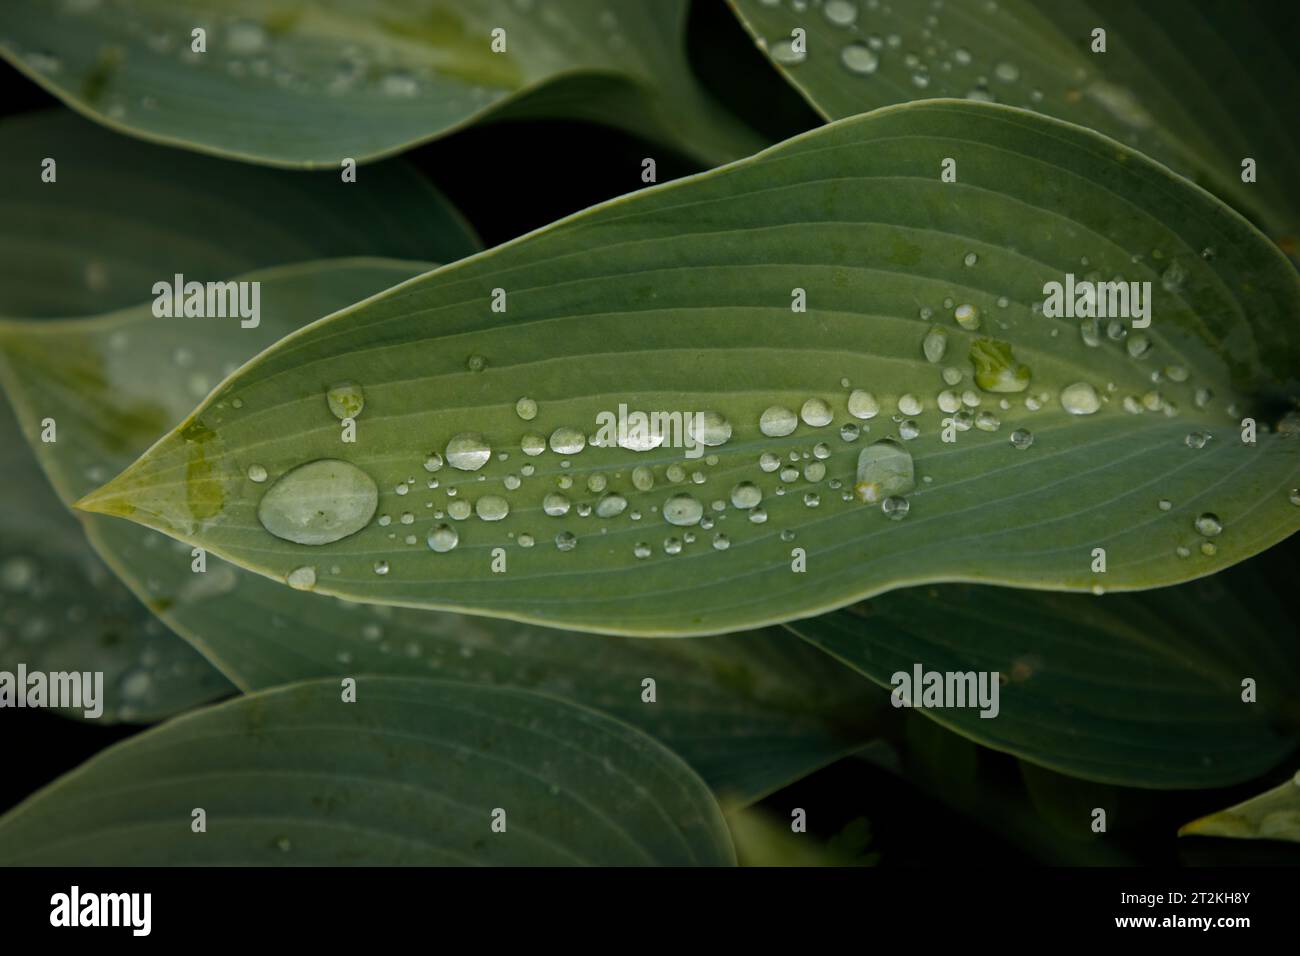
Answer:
[1,0,1295,868]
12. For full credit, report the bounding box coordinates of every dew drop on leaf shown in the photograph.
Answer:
[257,460,378,546]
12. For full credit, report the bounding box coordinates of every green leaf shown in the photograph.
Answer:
[76,101,1300,635]
[0,109,480,318]
[788,544,1300,788]
[729,0,1300,250]
[1178,772,1300,843]
[0,395,232,723]
[725,805,876,866]
[0,677,735,865]
[1,0,764,169]
[0,259,882,802]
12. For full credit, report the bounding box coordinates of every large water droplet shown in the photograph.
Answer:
[1060,382,1100,415]
[257,460,378,545]
[446,433,491,471]
[855,440,915,504]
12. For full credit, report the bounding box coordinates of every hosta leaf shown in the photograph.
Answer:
[730,0,1300,250]
[0,109,479,318]
[1178,772,1300,843]
[788,541,1300,788]
[0,259,882,802]
[0,396,232,723]
[0,677,735,865]
[0,0,763,169]
[78,101,1300,635]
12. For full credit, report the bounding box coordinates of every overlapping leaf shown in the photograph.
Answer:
[1179,771,1300,843]
[0,259,882,802]
[0,109,480,318]
[74,101,1300,636]
[0,0,764,168]
[0,677,736,865]
[0,398,231,723]
[730,0,1300,249]
[789,546,1300,788]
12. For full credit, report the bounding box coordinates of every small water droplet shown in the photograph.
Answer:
[1194,513,1222,536]
[923,327,948,363]
[688,411,732,447]
[446,433,491,471]
[448,500,471,520]
[1009,428,1034,450]
[970,338,1030,393]
[1060,382,1100,415]
[771,38,806,65]
[663,493,704,527]
[801,398,833,427]
[475,495,509,521]
[760,406,798,436]
[543,493,570,517]
[1185,432,1210,449]
[373,560,390,576]
[634,542,652,559]
[466,354,487,372]
[963,252,979,267]
[1157,499,1172,511]
[855,440,915,504]
[427,524,459,552]
[898,394,923,416]
[247,464,268,483]
[847,390,879,420]
[515,397,537,420]
[549,427,586,455]
[326,382,364,420]
[596,493,627,518]
[840,41,879,74]
[881,495,910,519]
[954,303,981,331]
[994,61,1020,82]
[287,566,317,590]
